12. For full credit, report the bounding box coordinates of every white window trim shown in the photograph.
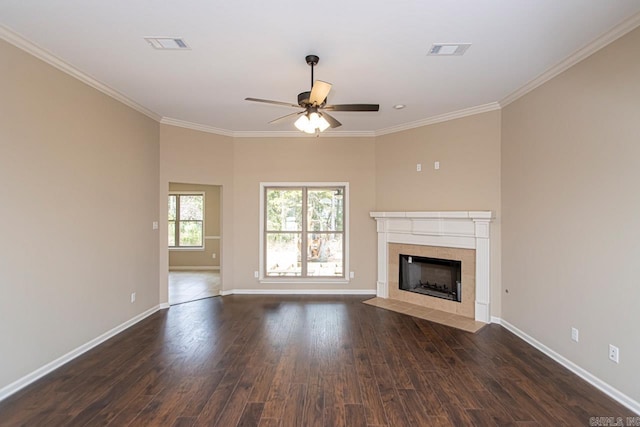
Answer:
[168,191,206,251]
[259,182,350,284]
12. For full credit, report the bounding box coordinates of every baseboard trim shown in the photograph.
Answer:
[220,289,377,296]
[496,317,640,415]
[169,266,219,271]
[0,304,162,402]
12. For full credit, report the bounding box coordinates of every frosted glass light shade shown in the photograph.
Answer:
[294,114,310,132]
[294,111,330,134]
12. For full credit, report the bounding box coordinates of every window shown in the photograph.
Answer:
[262,184,347,279]
[168,193,204,248]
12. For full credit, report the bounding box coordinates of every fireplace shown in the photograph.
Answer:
[370,211,493,323]
[399,254,462,302]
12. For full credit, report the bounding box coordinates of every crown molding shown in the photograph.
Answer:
[500,11,640,107]
[0,24,162,122]
[374,102,501,136]
[161,104,501,139]
[159,117,234,137]
[159,117,375,138]
[233,130,375,138]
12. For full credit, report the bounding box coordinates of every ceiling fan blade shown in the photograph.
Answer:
[309,80,332,106]
[268,111,304,124]
[321,112,342,128]
[323,104,380,112]
[245,97,300,108]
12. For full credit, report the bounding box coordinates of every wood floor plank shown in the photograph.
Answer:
[0,295,633,427]
[248,363,278,402]
[397,388,438,426]
[261,343,298,419]
[257,417,280,427]
[473,389,517,425]
[172,416,197,427]
[237,402,264,427]
[192,351,251,425]
[302,372,324,427]
[260,381,291,420]
[371,363,411,426]
[212,365,261,427]
[353,348,388,425]
[177,371,226,418]
[344,403,367,427]
[406,369,445,416]
[280,383,307,427]
[106,392,155,426]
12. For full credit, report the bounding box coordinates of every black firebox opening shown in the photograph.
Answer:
[399,254,462,302]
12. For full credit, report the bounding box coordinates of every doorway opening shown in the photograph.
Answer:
[168,182,221,305]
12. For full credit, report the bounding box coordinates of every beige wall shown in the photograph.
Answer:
[160,116,501,300]
[375,110,502,317]
[232,137,377,291]
[159,125,234,303]
[502,27,640,402]
[0,39,159,391]
[160,130,377,293]
[168,183,221,269]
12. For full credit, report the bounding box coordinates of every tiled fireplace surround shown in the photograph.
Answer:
[370,211,493,323]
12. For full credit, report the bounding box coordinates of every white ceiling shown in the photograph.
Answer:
[1,1,639,135]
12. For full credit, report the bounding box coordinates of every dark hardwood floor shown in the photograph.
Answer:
[0,295,633,426]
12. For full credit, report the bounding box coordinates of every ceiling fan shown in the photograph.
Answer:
[245,55,379,134]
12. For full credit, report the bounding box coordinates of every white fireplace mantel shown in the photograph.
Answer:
[370,211,493,323]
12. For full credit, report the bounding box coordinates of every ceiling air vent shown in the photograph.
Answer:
[428,43,471,56]
[144,37,190,50]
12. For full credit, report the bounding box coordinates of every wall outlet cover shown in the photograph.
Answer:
[571,327,579,342]
[608,344,619,363]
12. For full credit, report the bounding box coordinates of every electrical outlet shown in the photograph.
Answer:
[434,161,440,170]
[152,221,158,230]
[416,163,422,172]
[609,344,619,363]
[212,253,216,259]
[254,271,259,279]
[571,327,579,342]
[130,292,136,303]
[349,271,355,279]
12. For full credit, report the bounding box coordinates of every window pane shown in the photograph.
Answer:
[307,188,343,232]
[168,195,176,221]
[180,195,203,220]
[266,189,302,231]
[266,233,301,276]
[168,221,176,246]
[307,233,343,276]
[179,221,203,246]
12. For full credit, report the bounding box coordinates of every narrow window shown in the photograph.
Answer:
[168,193,204,248]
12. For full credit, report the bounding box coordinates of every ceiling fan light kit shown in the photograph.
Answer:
[294,111,331,134]
[245,55,379,135]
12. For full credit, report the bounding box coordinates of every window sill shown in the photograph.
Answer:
[259,278,350,285]
[169,247,205,251]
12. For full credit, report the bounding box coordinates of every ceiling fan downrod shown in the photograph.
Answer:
[305,55,319,90]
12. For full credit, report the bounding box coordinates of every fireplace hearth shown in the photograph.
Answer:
[399,254,462,302]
